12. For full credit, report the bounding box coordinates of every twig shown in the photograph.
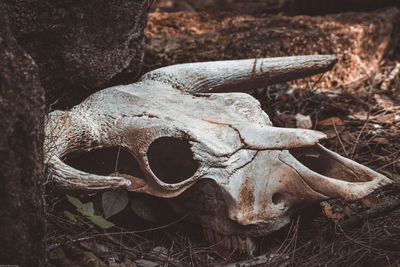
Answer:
[337,225,385,254]
[350,87,373,159]
[291,216,300,266]
[332,121,348,157]
[76,214,189,241]
[376,159,400,171]
[221,255,270,267]
[114,145,121,173]
[309,73,325,92]
[339,198,400,229]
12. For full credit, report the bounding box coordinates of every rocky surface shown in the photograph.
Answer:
[0,2,45,265]
[4,0,154,108]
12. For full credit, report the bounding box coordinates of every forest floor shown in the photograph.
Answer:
[45,55,400,267]
[45,2,400,266]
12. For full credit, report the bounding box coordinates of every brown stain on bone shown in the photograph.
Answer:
[238,176,255,216]
[252,57,257,74]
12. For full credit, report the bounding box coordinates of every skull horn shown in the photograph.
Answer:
[140,55,338,93]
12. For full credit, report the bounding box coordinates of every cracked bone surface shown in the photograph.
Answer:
[45,55,392,253]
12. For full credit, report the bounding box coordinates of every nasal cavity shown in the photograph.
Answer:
[147,137,199,184]
[63,146,145,178]
[289,145,368,182]
[272,193,285,206]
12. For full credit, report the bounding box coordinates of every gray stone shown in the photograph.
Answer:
[5,0,154,108]
[0,2,45,265]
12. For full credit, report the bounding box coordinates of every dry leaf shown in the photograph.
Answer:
[295,113,312,129]
[374,113,395,124]
[102,191,129,218]
[361,194,383,208]
[322,202,345,220]
[318,117,343,126]
[348,112,368,121]
[371,136,390,145]
[130,197,158,223]
[134,259,159,267]
[374,94,394,109]
[321,129,337,139]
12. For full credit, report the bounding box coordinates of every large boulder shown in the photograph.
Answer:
[0,3,45,266]
[5,0,154,108]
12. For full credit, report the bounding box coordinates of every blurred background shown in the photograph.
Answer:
[152,0,400,15]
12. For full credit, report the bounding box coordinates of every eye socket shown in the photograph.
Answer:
[63,146,145,178]
[147,137,199,184]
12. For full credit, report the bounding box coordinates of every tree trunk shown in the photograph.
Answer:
[0,3,45,266]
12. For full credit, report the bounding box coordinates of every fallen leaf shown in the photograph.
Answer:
[321,129,337,139]
[102,191,129,218]
[318,117,343,126]
[371,136,390,145]
[134,259,159,267]
[361,194,383,208]
[130,197,158,223]
[64,210,77,223]
[322,202,345,220]
[374,94,394,109]
[348,112,368,121]
[374,113,395,124]
[78,202,95,217]
[66,195,84,209]
[88,215,115,229]
[295,113,312,129]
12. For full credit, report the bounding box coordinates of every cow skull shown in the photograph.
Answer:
[45,55,392,253]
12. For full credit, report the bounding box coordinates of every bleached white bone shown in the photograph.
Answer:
[140,55,338,93]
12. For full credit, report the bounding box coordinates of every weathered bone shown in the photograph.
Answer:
[46,55,339,192]
[140,55,338,93]
[45,110,145,191]
[45,55,392,253]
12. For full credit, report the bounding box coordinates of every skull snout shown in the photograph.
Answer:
[227,150,327,229]
[282,144,392,200]
[228,146,392,232]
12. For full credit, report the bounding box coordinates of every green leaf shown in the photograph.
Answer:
[78,202,95,217]
[63,210,77,222]
[88,215,115,229]
[66,195,83,209]
[130,198,158,223]
[102,191,129,218]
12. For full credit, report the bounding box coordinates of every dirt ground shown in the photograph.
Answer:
[46,2,400,266]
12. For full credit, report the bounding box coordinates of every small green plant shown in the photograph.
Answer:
[66,195,115,229]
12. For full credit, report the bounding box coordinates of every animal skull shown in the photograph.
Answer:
[46,55,392,253]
